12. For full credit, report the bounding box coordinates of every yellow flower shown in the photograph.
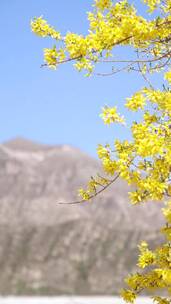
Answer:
[100,106,125,125]
[126,92,146,111]
[31,16,60,39]
[165,71,171,84]
[121,289,136,303]
[44,47,58,68]
[162,201,171,223]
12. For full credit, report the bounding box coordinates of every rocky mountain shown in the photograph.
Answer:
[0,138,164,295]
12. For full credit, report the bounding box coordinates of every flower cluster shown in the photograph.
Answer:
[122,201,171,303]
[31,0,171,73]
[31,16,60,39]
[100,106,125,124]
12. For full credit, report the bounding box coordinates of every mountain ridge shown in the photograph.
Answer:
[0,138,164,295]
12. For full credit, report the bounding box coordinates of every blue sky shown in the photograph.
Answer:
[0,0,161,156]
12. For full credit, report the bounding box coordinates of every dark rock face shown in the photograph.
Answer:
[0,138,164,295]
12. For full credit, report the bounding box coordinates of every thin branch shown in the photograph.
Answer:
[136,50,155,89]
[97,51,171,64]
[41,35,133,68]
[40,16,171,69]
[94,63,134,76]
[57,173,120,205]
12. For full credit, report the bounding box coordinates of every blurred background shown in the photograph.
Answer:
[0,0,164,301]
